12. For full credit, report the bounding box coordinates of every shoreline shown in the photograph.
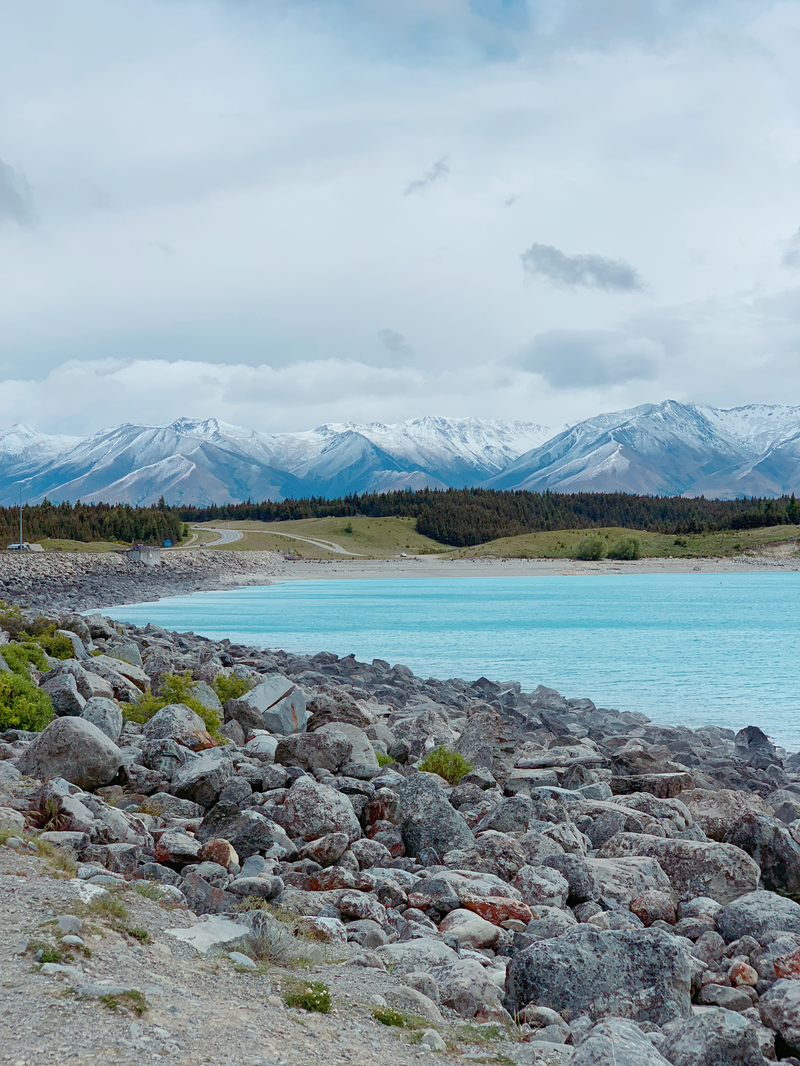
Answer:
[1,546,798,614]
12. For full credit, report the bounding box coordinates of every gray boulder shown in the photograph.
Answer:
[225,676,308,734]
[142,703,207,741]
[597,833,760,903]
[724,812,800,895]
[717,891,800,942]
[282,776,361,843]
[274,730,353,773]
[42,673,86,717]
[680,789,773,843]
[197,805,292,859]
[512,865,570,909]
[505,925,692,1024]
[317,722,379,779]
[585,857,673,907]
[660,1009,764,1066]
[398,773,474,859]
[475,794,532,834]
[760,979,800,1055]
[17,717,122,790]
[572,1020,670,1066]
[81,697,123,742]
[169,747,233,807]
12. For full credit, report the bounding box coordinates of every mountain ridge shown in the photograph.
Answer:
[1,403,799,507]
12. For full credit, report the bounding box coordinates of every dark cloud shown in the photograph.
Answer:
[520,242,646,292]
[0,159,35,226]
[519,329,661,388]
[404,157,450,197]
[781,228,800,270]
[377,328,413,356]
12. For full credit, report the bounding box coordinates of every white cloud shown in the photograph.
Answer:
[1,0,800,430]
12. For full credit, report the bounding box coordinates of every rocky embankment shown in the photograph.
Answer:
[4,609,800,1064]
[0,549,282,612]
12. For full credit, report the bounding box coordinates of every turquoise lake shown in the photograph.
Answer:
[108,573,800,750]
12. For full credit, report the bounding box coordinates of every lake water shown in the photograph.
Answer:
[108,573,800,750]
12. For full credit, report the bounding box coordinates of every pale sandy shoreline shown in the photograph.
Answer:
[269,551,800,582]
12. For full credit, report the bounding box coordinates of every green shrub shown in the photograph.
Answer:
[212,673,253,704]
[0,670,54,731]
[376,752,394,767]
[36,630,75,659]
[418,746,473,786]
[574,532,607,561]
[283,980,331,1013]
[122,671,224,739]
[607,535,642,560]
[372,1006,428,1029]
[0,604,74,660]
[0,641,49,673]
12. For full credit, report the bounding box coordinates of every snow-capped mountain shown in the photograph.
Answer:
[485,401,800,498]
[0,416,552,507]
[2,403,798,507]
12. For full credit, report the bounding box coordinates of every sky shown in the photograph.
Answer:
[2,0,800,437]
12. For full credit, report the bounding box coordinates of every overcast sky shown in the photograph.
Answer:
[2,0,800,436]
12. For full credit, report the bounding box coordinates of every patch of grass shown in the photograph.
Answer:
[212,673,254,704]
[418,746,473,786]
[245,906,327,968]
[29,940,64,964]
[283,979,331,1013]
[99,990,147,1015]
[133,881,167,901]
[87,895,130,920]
[372,1006,429,1030]
[376,752,394,767]
[113,922,151,943]
[123,670,224,739]
[450,1023,503,1047]
[33,839,78,877]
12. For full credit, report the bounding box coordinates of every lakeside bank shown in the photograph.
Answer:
[1,546,799,613]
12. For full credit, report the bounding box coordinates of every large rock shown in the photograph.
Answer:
[596,833,760,904]
[281,776,361,843]
[225,676,308,734]
[143,703,206,741]
[660,1008,765,1066]
[81,697,123,742]
[586,857,673,907]
[680,789,772,843]
[717,891,800,942]
[169,748,233,807]
[41,673,86,717]
[513,865,570,909]
[505,926,692,1025]
[760,979,800,1055]
[724,812,800,895]
[197,805,293,859]
[572,1019,671,1066]
[398,773,474,859]
[16,717,122,790]
[317,722,379,779]
[274,730,353,773]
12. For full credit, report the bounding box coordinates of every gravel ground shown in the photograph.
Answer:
[0,848,543,1066]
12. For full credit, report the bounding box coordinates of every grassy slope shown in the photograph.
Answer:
[194,516,448,558]
[34,540,125,553]
[445,524,800,560]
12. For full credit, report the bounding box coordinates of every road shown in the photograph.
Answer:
[200,527,244,546]
[257,530,365,556]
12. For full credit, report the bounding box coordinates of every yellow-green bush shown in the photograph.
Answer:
[212,673,253,704]
[123,671,224,739]
[0,670,54,731]
[418,746,473,785]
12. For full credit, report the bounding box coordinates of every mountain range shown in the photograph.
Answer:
[1,401,799,507]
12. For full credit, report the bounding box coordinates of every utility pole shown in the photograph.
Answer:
[15,478,31,547]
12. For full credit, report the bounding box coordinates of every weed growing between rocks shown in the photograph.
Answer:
[375,752,394,767]
[372,1007,429,1030]
[418,745,473,785]
[244,904,327,969]
[98,990,147,1015]
[123,670,224,739]
[33,839,78,878]
[282,979,331,1014]
[212,673,254,703]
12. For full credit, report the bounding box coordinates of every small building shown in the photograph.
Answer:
[6,542,45,553]
[125,544,162,566]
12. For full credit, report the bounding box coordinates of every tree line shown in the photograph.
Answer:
[2,490,798,550]
[0,499,185,548]
[177,488,800,548]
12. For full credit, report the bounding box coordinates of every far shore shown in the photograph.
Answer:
[268,551,800,582]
